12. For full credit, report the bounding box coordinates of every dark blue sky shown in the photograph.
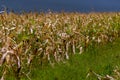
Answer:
[0,0,120,12]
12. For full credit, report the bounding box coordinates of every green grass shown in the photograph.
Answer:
[19,38,120,80]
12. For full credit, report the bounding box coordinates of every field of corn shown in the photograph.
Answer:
[0,12,120,80]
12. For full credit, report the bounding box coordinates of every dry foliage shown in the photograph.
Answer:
[86,66,120,80]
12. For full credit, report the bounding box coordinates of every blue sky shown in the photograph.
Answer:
[0,0,120,12]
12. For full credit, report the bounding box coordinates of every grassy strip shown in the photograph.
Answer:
[18,38,120,80]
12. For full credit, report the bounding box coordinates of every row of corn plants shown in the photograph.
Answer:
[0,12,120,79]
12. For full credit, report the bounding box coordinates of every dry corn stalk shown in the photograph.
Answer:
[86,66,120,80]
